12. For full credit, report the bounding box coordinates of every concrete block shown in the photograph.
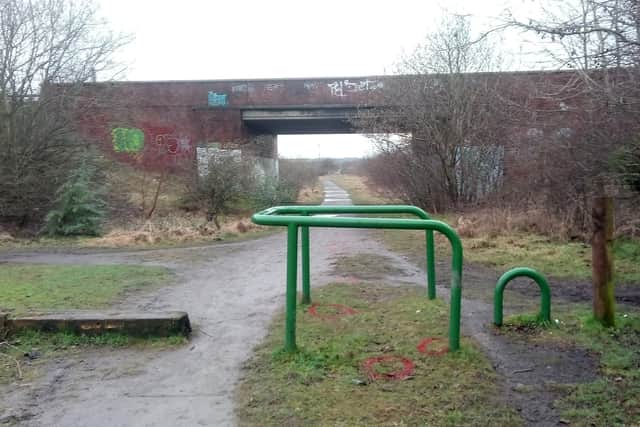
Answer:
[8,311,191,337]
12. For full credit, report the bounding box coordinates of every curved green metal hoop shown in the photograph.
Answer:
[252,205,462,353]
[494,267,551,327]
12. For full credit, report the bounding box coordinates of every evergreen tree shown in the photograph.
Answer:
[44,160,106,236]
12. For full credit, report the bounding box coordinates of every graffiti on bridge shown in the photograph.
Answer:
[111,126,193,159]
[327,79,384,97]
[112,127,144,153]
[208,92,228,106]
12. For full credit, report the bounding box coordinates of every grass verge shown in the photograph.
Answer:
[501,307,640,425]
[236,282,520,426]
[0,263,171,315]
[381,229,640,284]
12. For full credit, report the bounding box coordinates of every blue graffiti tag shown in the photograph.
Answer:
[208,92,228,107]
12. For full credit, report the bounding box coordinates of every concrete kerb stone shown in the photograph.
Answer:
[6,311,191,337]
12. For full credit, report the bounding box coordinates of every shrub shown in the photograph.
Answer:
[181,156,254,228]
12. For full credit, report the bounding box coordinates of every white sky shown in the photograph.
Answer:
[97,0,544,158]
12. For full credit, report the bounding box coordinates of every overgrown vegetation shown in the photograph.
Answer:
[0,0,128,230]
[501,308,640,426]
[0,263,170,315]
[236,283,520,426]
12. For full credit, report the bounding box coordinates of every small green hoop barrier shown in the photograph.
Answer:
[494,267,552,327]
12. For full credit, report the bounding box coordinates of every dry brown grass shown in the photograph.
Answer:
[86,213,263,248]
[452,207,574,241]
[297,181,323,204]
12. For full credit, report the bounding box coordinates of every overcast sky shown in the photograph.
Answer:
[97,0,543,158]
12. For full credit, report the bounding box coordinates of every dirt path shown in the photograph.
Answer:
[0,181,597,426]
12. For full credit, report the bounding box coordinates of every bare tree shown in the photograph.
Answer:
[357,15,509,212]
[0,0,129,229]
[503,0,640,326]
[184,155,255,229]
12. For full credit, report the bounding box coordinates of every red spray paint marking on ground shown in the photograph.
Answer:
[416,337,449,356]
[362,355,415,381]
[307,303,357,320]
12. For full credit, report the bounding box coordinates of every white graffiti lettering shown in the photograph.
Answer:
[232,84,248,93]
[304,82,318,91]
[327,79,384,97]
[264,83,284,92]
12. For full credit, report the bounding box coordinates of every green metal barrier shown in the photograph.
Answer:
[272,205,436,304]
[493,267,551,327]
[252,206,463,353]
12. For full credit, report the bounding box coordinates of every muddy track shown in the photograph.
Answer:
[0,181,598,426]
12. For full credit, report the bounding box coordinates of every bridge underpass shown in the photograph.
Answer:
[241,104,377,169]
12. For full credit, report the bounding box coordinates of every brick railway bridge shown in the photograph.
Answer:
[67,72,582,175]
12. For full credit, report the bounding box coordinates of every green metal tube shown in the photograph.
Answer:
[285,223,299,352]
[252,209,463,352]
[494,267,551,327]
[301,225,311,305]
[259,205,432,217]
[426,230,436,299]
[258,204,437,298]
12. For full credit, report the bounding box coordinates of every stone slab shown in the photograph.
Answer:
[8,311,191,337]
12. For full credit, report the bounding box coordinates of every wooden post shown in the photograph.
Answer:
[592,196,616,327]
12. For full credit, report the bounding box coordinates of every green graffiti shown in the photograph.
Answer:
[112,127,144,153]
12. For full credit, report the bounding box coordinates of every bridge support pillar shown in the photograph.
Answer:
[249,133,278,179]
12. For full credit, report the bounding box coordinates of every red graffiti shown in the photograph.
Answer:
[147,125,192,156]
[416,337,449,356]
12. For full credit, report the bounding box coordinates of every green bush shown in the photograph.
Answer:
[44,160,105,236]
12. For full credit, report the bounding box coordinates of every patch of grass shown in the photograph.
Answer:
[380,229,640,283]
[331,253,407,281]
[236,282,521,426]
[0,263,171,315]
[502,307,640,425]
[501,312,554,333]
[0,330,187,384]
